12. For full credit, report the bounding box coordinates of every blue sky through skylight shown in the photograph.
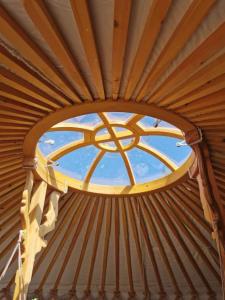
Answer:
[38,112,192,187]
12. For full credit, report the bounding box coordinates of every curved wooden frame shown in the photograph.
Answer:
[23,101,197,194]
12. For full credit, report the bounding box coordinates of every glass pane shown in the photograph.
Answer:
[127,147,171,183]
[56,145,99,180]
[91,152,130,185]
[99,141,117,150]
[65,113,102,127]
[96,127,110,136]
[38,131,83,155]
[106,112,133,122]
[119,138,134,147]
[137,116,156,128]
[141,136,192,165]
[138,116,175,128]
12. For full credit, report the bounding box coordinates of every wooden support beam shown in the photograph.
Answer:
[188,139,225,294]
[13,167,64,299]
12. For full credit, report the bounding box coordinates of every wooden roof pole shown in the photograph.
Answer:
[13,159,67,300]
[187,130,225,297]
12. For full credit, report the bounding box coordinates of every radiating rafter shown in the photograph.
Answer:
[147,194,196,294]
[83,150,105,186]
[136,142,178,171]
[140,195,180,294]
[71,198,99,291]
[124,0,171,100]
[98,112,135,185]
[70,0,105,100]
[126,198,149,295]
[112,0,132,100]
[121,198,135,296]
[149,21,225,104]
[136,196,164,294]
[162,191,221,284]
[86,198,105,293]
[100,198,112,293]
[136,0,216,101]
[38,195,89,290]
[23,0,92,101]
[154,192,214,294]
[0,4,79,101]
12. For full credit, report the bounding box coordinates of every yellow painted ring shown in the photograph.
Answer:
[23,101,196,195]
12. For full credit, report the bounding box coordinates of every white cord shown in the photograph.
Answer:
[0,230,25,299]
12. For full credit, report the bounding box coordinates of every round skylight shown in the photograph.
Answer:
[38,112,192,194]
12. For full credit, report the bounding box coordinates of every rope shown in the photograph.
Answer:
[0,230,25,299]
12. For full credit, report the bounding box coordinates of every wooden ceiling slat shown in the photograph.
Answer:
[127,199,149,294]
[137,197,164,294]
[100,198,112,293]
[158,193,213,293]
[0,4,80,102]
[86,199,105,293]
[71,198,99,291]
[148,194,196,294]
[24,0,91,101]
[112,0,132,100]
[154,193,212,294]
[124,0,171,100]
[4,190,68,290]
[53,198,92,290]
[163,191,221,284]
[169,74,225,113]
[38,195,86,290]
[70,0,105,100]
[32,193,79,279]
[0,97,45,117]
[176,87,225,116]
[141,195,180,294]
[0,220,20,246]
[167,190,219,263]
[0,68,66,110]
[149,21,225,104]
[0,84,55,112]
[121,198,135,296]
[0,179,25,198]
[172,188,208,223]
[114,198,120,294]
[163,52,225,109]
[136,0,216,101]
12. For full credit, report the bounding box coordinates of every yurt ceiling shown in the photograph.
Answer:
[0,0,225,299]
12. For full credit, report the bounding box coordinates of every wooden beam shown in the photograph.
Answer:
[13,179,48,300]
[136,197,164,294]
[71,198,99,291]
[114,198,120,295]
[0,5,79,101]
[124,0,171,100]
[100,198,112,293]
[112,0,132,100]
[136,0,215,101]
[23,0,91,101]
[147,194,196,294]
[189,141,225,292]
[141,195,180,294]
[150,21,225,104]
[121,198,135,296]
[70,0,105,99]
